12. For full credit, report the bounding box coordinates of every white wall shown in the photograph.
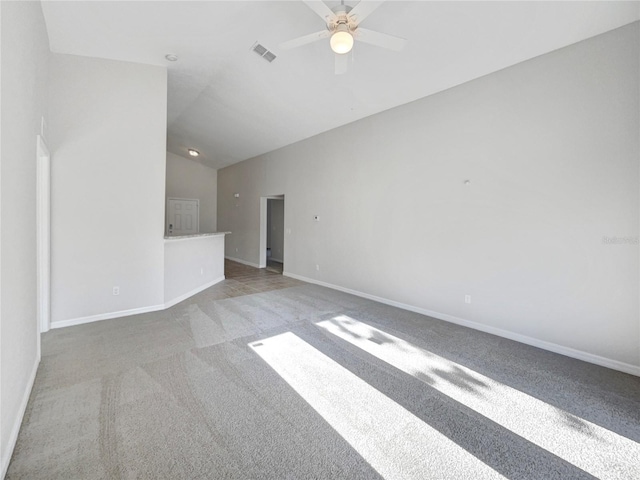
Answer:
[48,54,167,326]
[267,199,284,262]
[164,235,225,307]
[165,152,217,233]
[0,1,50,474]
[218,23,640,372]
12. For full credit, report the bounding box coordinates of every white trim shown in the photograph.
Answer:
[1,355,39,479]
[225,256,261,268]
[164,276,225,309]
[259,197,267,268]
[50,276,227,329]
[283,272,640,377]
[51,304,165,329]
[36,135,50,334]
[270,258,283,264]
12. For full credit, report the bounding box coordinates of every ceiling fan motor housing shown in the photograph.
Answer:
[328,4,357,34]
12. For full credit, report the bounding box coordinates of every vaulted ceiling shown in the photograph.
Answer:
[41,1,639,169]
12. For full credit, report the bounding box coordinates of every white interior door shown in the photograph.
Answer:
[167,198,199,236]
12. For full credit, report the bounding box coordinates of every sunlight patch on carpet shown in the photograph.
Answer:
[317,315,640,480]
[250,331,505,480]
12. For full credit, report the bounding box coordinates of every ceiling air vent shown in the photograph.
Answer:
[252,42,276,63]
[262,51,276,63]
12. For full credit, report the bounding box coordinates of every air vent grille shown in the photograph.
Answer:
[253,44,268,56]
[252,42,277,63]
[262,51,276,63]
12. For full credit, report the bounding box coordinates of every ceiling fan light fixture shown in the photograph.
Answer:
[330,26,354,54]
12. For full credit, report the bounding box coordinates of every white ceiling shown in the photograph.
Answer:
[41,1,639,169]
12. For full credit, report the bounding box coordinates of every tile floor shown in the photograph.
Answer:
[212,259,300,298]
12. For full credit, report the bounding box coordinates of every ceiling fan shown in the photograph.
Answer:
[280,0,407,75]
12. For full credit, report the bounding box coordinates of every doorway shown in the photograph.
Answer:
[259,195,284,272]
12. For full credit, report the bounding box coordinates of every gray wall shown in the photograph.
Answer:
[267,199,284,262]
[0,1,50,473]
[165,152,217,233]
[218,23,640,370]
[49,54,167,325]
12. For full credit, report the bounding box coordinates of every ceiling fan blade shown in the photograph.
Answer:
[302,0,336,22]
[279,30,330,50]
[348,1,385,25]
[355,27,406,51]
[335,53,348,75]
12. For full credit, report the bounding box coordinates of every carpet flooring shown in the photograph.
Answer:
[6,263,640,479]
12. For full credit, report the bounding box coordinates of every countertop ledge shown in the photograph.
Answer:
[164,232,231,241]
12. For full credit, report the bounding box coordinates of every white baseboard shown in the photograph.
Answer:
[51,276,227,330]
[51,304,165,329]
[284,272,640,377]
[164,276,225,309]
[225,256,261,268]
[270,258,283,264]
[1,354,39,478]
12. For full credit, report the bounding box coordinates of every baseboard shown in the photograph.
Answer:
[51,304,165,329]
[1,354,39,478]
[283,272,640,377]
[225,256,261,268]
[164,276,225,309]
[51,276,227,330]
[270,258,283,264]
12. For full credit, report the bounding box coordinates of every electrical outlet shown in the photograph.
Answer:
[316,264,320,271]
[464,295,471,304]
[235,247,239,253]
[113,286,120,296]
[200,267,204,275]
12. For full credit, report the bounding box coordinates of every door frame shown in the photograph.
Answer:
[166,197,200,236]
[36,135,51,337]
[259,195,284,268]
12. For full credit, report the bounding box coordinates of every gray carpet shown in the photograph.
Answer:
[7,284,640,479]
